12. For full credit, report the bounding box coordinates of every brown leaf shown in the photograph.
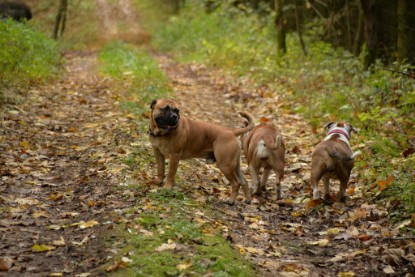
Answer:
[0,257,13,271]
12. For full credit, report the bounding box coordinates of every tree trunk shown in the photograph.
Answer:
[294,0,307,56]
[275,0,286,55]
[360,0,376,68]
[53,0,68,39]
[353,1,364,56]
[397,0,415,64]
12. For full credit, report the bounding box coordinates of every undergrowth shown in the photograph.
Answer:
[0,19,60,103]
[148,1,415,219]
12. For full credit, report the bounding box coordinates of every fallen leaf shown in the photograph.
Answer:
[32,244,55,252]
[156,242,176,252]
[338,272,355,277]
[308,239,330,247]
[49,273,63,277]
[176,261,192,271]
[0,257,13,271]
[53,236,66,247]
[383,265,395,274]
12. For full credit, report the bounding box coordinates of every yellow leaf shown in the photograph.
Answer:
[53,236,65,247]
[176,261,192,271]
[338,272,355,277]
[33,211,48,219]
[79,220,99,229]
[308,239,329,247]
[32,244,55,252]
[20,140,31,150]
[326,228,342,235]
[49,273,63,277]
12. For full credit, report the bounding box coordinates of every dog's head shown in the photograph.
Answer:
[324,122,357,140]
[149,99,180,136]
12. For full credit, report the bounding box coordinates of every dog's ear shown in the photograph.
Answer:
[150,99,157,110]
[350,125,358,133]
[323,122,335,130]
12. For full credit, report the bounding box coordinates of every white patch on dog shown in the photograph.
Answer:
[256,139,269,159]
[324,127,350,147]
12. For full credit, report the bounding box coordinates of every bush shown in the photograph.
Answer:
[0,19,60,99]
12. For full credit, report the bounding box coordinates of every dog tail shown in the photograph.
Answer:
[264,135,282,150]
[233,112,255,136]
[329,150,361,161]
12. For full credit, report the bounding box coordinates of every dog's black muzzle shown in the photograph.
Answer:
[155,110,180,131]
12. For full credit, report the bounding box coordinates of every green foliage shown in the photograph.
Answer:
[98,41,171,130]
[0,20,60,99]
[150,2,415,218]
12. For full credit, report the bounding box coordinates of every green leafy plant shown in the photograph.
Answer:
[0,19,60,101]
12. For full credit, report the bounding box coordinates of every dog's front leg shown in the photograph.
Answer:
[164,154,180,189]
[152,147,165,185]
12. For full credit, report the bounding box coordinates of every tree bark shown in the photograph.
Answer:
[397,0,415,64]
[53,0,68,39]
[353,1,364,56]
[275,0,286,55]
[360,0,376,68]
[294,0,307,56]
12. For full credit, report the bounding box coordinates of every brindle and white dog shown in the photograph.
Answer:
[149,99,255,205]
[310,122,361,202]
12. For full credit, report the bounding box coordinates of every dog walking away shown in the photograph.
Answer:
[243,122,285,199]
[149,99,255,205]
[310,122,361,202]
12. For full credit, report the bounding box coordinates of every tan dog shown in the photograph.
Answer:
[243,122,285,199]
[310,122,361,202]
[149,99,255,205]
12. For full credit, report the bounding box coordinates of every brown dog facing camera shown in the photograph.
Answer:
[243,122,285,199]
[149,99,255,205]
[310,122,361,202]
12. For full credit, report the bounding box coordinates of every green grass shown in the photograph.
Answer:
[110,188,257,276]
[98,41,171,131]
[0,19,60,101]
[145,1,415,219]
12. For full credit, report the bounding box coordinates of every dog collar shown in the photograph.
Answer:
[326,129,350,140]
[149,125,178,137]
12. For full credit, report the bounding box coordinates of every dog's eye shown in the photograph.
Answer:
[172,108,179,114]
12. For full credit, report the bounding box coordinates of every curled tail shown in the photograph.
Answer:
[329,150,361,161]
[232,112,255,136]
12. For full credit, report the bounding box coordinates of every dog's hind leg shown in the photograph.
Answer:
[249,163,262,196]
[260,167,270,194]
[322,175,331,201]
[236,160,252,203]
